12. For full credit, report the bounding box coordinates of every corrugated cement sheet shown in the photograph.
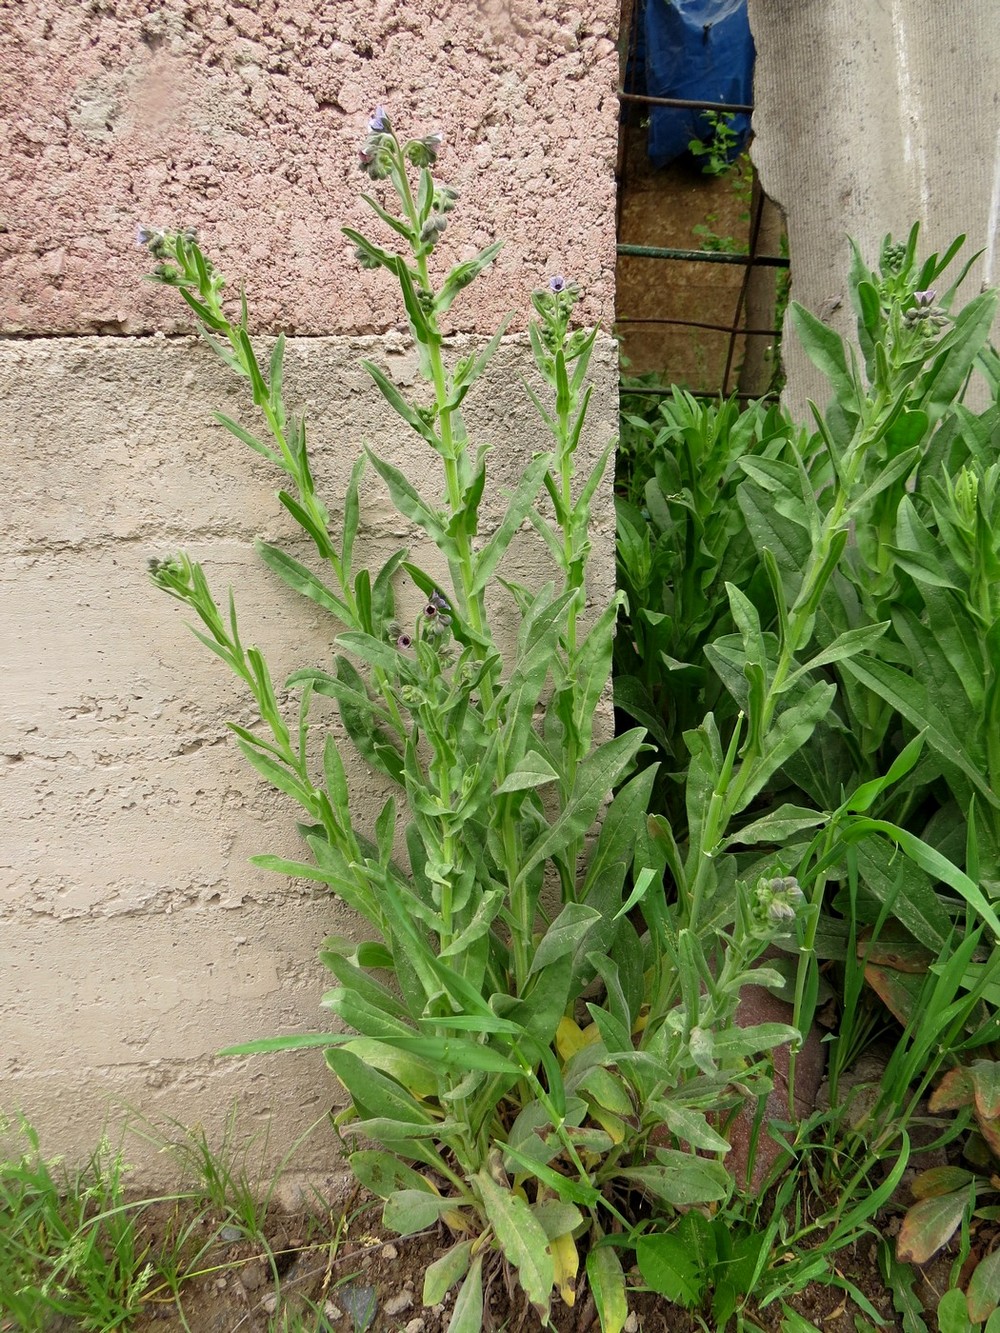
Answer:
[748,0,1000,419]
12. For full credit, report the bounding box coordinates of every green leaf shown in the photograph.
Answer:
[849,837,951,953]
[587,1241,629,1333]
[528,903,602,977]
[723,804,827,849]
[635,1232,704,1308]
[659,1102,731,1153]
[383,1188,464,1236]
[896,1189,970,1264]
[878,1237,930,1333]
[532,1201,584,1241]
[475,1169,553,1319]
[256,542,349,621]
[434,241,504,315]
[616,1153,731,1206]
[779,1310,823,1333]
[789,302,857,410]
[842,732,926,814]
[213,411,276,462]
[967,1245,1000,1322]
[349,1150,430,1200]
[787,622,890,684]
[334,655,405,785]
[379,1035,522,1076]
[234,739,311,806]
[519,730,645,880]
[324,1049,434,1124]
[423,1241,472,1307]
[495,751,561,793]
[937,1288,975,1333]
[219,1032,336,1055]
[569,595,627,751]
[364,447,446,543]
[446,1256,484,1333]
[341,1039,438,1099]
[733,681,837,814]
[471,454,551,594]
[848,818,1000,939]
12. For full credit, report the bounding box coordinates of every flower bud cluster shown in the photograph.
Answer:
[881,239,907,275]
[904,288,946,328]
[953,467,980,526]
[420,185,460,248]
[749,875,804,939]
[388,592,452,659]
[532,275,582,356]
[405,132,443,169]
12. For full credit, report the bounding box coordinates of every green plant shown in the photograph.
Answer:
[0,1116,155,1331]
[615,387,795,792]
[688,111,742,178]
[141,110,800,1330]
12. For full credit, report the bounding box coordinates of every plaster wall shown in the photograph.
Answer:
[748,0,1000,420]
[1,0,620,1177]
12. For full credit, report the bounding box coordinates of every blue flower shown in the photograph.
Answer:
[368,106,387,132]
[549,275,566,293]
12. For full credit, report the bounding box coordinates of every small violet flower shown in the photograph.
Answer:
[904,287,946,326]
[368,106,388,133]
[549,275,566,293]
[396,633,413,650]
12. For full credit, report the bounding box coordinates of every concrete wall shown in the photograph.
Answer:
[748,0,1000,420]
[1,0,621,1179]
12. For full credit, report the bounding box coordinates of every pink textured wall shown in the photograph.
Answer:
[1,0,619,336]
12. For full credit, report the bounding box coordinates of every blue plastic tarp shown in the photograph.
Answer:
[638,0,755,168]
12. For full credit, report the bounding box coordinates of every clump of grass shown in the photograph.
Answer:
[0,1115,155,1331]
[0,1109,356,1332]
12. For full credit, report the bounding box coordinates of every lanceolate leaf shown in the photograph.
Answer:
[586,1240,629,1333]
[446,1256,484,1333]
[896,1189,970,1264]
[518,729,645,880]
[475,1170,553,1319]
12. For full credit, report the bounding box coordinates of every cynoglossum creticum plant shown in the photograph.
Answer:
[614,228,1000,1152]
[139,111,797,1330]
[591,232,1000,1328]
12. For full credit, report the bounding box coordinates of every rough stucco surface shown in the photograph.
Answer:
[748,0,1000,421]
[0,0,619,335]
[2,332,618,1177]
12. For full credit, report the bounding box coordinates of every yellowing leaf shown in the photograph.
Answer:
[556,1017,588,1062]
[586,1104,627,1145]
[551,1231,579,1307]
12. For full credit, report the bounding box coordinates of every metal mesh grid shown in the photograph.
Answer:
[615,0,788,401]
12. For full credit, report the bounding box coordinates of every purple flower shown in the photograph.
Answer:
[428,591,450,613]
[368,106,387,133]
[396,633,413,650]
[549,275,566,293]
[913,288,936,307]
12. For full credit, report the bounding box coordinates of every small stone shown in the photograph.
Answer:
[384,1291,414,1316]
[261,1293,278,1314]
[323,1302,343,1320]
[219,1224,243,1242]
[214,1277,227,1291]
[404,1320,426,1333]
[624,1313,639,1332]
[382,1242,398,1260]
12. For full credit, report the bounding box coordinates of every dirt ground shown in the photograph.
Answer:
[615,125,784,396]
[100,1183,965,1333]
